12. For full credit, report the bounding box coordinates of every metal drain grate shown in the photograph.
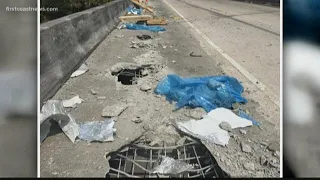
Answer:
[106,140,229,178]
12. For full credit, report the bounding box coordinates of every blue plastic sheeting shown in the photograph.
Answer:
[155,74,247,112]
[125,23,166,32]
[126,6,142,15]
[238,110,261,126]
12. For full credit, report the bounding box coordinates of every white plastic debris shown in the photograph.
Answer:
[173,108,253,146]
[40,100,80,143]
[79,119,116,142]
[152,156,193,174]
[62,95,84,108]
[71,63,89,77]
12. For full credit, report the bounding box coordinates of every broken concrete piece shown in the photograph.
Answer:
[243,162,255,171]
[62,95,84,108]
[40,100,80,143]
[140,84,151,91]
[110,62,141,75]
[101,104,128,117]
[240,129,247,135]
[71,63,89,77]
[152,156,193,174]
[219,122,232,132]
[241,142,252,153]
[260,156,267,166]
[90,89,97,95]
[132,116,143,123]
[267,141,280,152]
[185,108,205,120]
[78,119,116,142]
[273,151,280,158]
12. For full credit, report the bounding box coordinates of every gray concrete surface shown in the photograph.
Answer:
[40,0,280,177]
[40,0,131,106]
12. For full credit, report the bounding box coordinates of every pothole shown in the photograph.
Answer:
[110,62,162,85]
[105,138,229,178]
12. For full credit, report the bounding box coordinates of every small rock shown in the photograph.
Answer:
[132,116,143,123]
[156,94,162,98]
[171,60,176,63]
[140,84,151,91]
[52,172,58,175]
[155,108,160,111]
[141,70,149,76]
[273,151,280,158]
[98,166,102,169]
[267,141,280,152]
[243,162,255,171]
[117,56,121,59]
[241,142,252,153]
[260,142,268,146]
[240,129,247,135]
[97,96,106,100]
[162,45,167,49]
[219,122,232,132]
[174,49,178,52]
[260,156,267,166]
[143,124,151,130]
[101,104,128,117]
[269,158,279,168]
[90,89,97,95]
[115,34,124,38]
[125,137,129,141]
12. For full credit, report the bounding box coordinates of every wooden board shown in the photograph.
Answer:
[119,15,153,23]
[147,17,167,25]
[131,0,154,13]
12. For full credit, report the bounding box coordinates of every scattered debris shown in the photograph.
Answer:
[190,52,202,57]
[90,89,97,95]
[71,63,89,78]
[173,108,252,146]
[101,104,128,117]
[40,100,79,143]
[137,34,152,40]
[131,116,143,123]
[97,96,107,100]
[267,141,280,152]
[78,119,116,142]
[240,129,247,135]
[243,162,255,171]
[219,122,232,132]
[115,34,124,38]
[240,142,252,153]
[152,156,194,174]
[62,95,84,108]
[126,6,142,15]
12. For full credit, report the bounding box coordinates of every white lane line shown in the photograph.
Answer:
[163,0,279,107]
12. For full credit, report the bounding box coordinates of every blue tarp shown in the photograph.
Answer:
[126,6,142,15]
[155,74,260,125]
[125,23,166,32]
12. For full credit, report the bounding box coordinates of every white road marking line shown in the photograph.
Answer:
[163,0,279,107]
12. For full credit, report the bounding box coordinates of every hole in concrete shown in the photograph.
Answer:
[112,64,155,85]
[105,139,229,178]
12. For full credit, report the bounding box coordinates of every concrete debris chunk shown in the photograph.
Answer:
[267,141,280,152]
[140,84,151,91]
[101,104,128,117]
[62,95,84,108]
[219,122,232,132]
[132,116,143,123]
[241,142,252,153]
[90,89,97,95]
[243,162,255,171]
[71,63,89,78]
[240,129,247,135]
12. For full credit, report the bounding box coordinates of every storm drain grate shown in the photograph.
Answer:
[106,140,229,178]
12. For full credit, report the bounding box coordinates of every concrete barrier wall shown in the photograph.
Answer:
[40,0,131,105]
